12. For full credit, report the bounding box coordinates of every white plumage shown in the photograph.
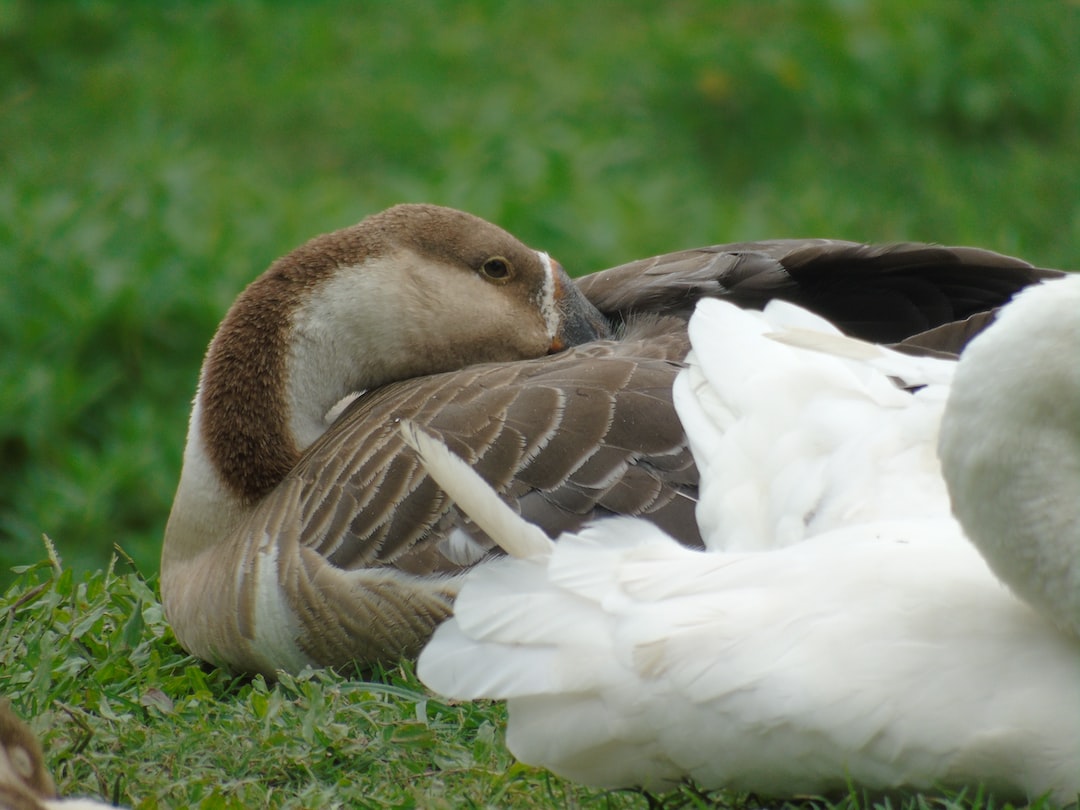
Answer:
[409,275,1080,804]
[675,298,957,551]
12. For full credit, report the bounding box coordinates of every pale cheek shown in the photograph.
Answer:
[453,289,550,362]
[499,311,551,359]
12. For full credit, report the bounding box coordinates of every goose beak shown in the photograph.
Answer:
[548,261,612,352]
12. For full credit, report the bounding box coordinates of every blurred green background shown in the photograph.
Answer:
[2,1,1078,581]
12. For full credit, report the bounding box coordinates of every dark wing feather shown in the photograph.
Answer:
[578,240,1065,347]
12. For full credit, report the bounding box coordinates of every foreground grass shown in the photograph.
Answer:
[2,550,1057,810]
[1,547,647,808]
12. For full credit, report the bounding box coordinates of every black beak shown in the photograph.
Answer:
[548,265,613,352]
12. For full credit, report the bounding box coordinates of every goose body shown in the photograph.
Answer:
[162,202,1062,675]
[415,275,1080,803]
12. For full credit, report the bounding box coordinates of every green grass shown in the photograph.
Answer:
[1,550,652,808]
[1,553,1058,809]
[0,2,1077,807]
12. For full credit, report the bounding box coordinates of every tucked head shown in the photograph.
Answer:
[194,203,610,502]
[233,203,607,383]
[344,203,608,372]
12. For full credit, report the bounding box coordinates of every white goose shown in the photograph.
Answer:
[413,275,1080,804]
[163,202,1062,676]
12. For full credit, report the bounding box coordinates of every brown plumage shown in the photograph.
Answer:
[0,701,117,809]
[162,204,1064,676]
[0,702,56,807]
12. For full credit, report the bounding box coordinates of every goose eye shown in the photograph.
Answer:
[480,256,513,282]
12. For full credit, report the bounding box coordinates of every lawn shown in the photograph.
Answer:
[0,2,1077,807]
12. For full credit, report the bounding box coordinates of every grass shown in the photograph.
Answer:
[1,551,1058,809]
[1,548,651,808]
[0,1,1077,807]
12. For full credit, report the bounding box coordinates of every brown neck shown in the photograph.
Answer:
[198,275,304,504]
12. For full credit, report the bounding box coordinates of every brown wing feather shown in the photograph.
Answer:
[253,318,695,579]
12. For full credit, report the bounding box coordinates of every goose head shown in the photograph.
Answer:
[939,274,1080,638]
[167,204,609,554]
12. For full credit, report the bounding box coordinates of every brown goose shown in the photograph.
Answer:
[162,203,1062,676]
[0,701,55,809]
[0,702,116,809]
